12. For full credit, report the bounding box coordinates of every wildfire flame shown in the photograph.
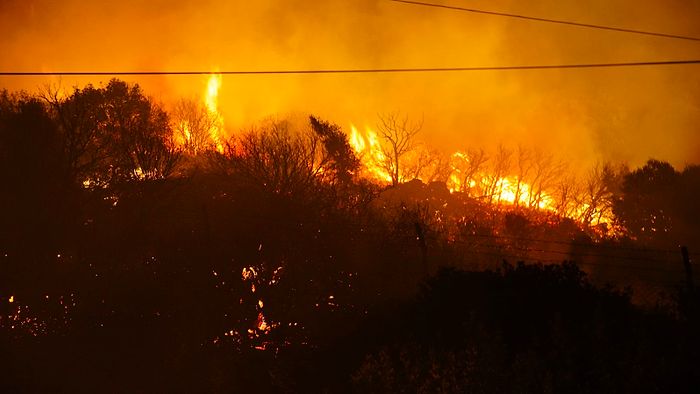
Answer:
[447,162,555,211]
[349,125,393,183]
[205,74,225,153]
[348,126,614,228]
[175,74,225,153]
[177,121,192,148]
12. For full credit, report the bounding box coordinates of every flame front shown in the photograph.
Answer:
[347,128,613,228]
[348,129,557,211]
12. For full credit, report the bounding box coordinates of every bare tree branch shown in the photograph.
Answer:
[376,112,422,186]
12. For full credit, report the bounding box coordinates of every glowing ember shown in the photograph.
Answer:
[256,312,269,332]
[241,266,257,281]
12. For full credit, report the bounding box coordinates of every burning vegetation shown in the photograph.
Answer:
[1,78,700,392]
[173,75,617,233]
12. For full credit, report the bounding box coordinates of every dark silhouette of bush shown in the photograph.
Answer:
[614,159,700,249]
[350,263,697,393]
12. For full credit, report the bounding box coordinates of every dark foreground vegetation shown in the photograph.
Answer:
[1,81,699,392]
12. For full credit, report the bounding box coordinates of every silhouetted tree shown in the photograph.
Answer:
[0,90,74,261]
[612,160,690,245]
[41,79,179,186]
[376,112,422,186]
[172,98,219,155]
[309,115,360,185]
[41,84,107,186]
[228,119,330,199]
[403,145,451,183]
[527,149,565,209]
[99,80,180,182]
[450,148,488,195]
[554,174,581,218]
[512,145,533,207]
[484,144,512,204]
[576,162,625,227]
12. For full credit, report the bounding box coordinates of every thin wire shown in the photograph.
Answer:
[431,232,684,255]
[456,248,562,264]
[1,60,700,76]
[452,241,682,272]
[455,240,678,267]
[390,0,700,42]
[438,233,690,265]
[458,249,679,276]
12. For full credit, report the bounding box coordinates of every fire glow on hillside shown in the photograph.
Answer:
[348,124,615,229]
[176,76,616,230]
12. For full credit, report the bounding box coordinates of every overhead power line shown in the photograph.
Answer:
[441,232,687,255]
[448,238,678,265]
[1,60,699,76]
[444,238,690,271]
[390,0,700,42]
[426,232,699,260]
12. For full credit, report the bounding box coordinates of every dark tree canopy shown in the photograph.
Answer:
[0,91,75,261]
[45,79,179,187]
[613,159,700,247]
[309,115,360,185]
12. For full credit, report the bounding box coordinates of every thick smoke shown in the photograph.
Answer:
[1,0,699,169]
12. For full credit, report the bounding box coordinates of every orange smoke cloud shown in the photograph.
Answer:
[1,0,699,169]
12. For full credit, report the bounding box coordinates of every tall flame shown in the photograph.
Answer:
[205,74,225,153]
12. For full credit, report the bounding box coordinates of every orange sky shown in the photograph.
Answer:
[1,0,699,170]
